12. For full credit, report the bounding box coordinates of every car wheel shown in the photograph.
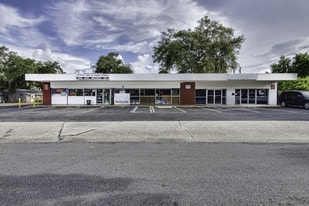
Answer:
[305,102,309,110]
[280,101,287,107]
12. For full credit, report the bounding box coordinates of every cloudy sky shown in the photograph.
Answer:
[1,0,309,73]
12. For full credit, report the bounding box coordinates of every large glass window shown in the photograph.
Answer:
[141,89,155,96]
[241,89,248,104]
[171,89,180,105]
[222,89,226,104]
[249,89,256,104]
[235,89,268,105]
[207,90,214,104]
[257,89,268,104]
[126,89,140,104]
[196,89,226,105]
[156,89,172,104]
[215,90,222,104]
[84,89,95,96]
[68,89,83,96]
[140,89,155,104]
[196,89,206,104]
[51,88,66,96]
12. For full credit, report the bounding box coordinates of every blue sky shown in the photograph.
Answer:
[1,0,309,73]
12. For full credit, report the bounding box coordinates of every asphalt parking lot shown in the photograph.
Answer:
[0,105,309,122]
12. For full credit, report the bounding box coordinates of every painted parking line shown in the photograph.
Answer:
[233,108,260,114]
[174,107,187,113]
[150,106,155,113]
[82,108,98,113]
[129,106,138,113]
[260,108,300,114]
[204,108,223,114]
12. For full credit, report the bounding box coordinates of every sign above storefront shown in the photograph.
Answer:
[76,73,110,80]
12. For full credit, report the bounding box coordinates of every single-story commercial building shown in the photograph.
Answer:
[25,73,297,106]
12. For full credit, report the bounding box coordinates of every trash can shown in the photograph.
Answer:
[86,100,91,105]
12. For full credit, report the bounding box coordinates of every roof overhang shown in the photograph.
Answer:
[25,73,298,82]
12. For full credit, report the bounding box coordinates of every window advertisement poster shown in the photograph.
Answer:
[114,93,130,105]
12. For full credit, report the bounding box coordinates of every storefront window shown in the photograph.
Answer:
[84,89,95,96]
[156,89,172,104]
[51,88,66,96]
[125,89,140,104]
[215,90,222,104]
[141,89,155,96]
[69,89,84,96]
[196,89,226,105]
[196,89,206,104]
[257,89,268,104]
[208,90,214,104]
[235,89,268,105]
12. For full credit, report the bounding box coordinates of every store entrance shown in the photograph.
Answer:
[235,89,268,105]
[96,89,111,104]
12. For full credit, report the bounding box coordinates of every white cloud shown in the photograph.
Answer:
[130,54,159,73]
[47,0,208,53]
[0,3,52,50]
[0,44,92,74]
[32,49,91,73]
[0,3,46,33]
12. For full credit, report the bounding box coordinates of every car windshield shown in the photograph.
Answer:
[301,91,309,97]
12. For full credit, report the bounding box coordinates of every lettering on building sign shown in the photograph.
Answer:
[76,73,110,80]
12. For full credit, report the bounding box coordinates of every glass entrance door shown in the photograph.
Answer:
[96,89,111,104]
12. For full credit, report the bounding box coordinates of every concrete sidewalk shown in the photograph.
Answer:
[1,121,308,143]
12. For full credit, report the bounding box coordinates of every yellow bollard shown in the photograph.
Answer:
[18,97,21,108]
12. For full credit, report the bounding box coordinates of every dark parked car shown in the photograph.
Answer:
[279,90,309,110]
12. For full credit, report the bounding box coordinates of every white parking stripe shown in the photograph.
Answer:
[234,108,260,114]
[150,106,155,113]
[204,108,223,114]
[175,107,187,113]
[260,108,300,114]
[82,108,98,113]
[129,106,138,113]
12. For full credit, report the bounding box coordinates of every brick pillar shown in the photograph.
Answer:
[180,82,195,105]
[42,82,51,105]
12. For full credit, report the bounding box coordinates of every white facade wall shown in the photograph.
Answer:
[51,81,180,89]
[25,73,297,106]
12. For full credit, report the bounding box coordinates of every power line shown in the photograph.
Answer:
[242,45,309,69]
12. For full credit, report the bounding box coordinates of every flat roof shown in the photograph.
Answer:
[25,73,298,82]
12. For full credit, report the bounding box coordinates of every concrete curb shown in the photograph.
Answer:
[1,121,308,143]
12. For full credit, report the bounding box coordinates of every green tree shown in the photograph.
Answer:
[36,61,64,74]
[279,77,309,91]
[1,52,33,101]
[0,46,64,102]
[95,52,133,73]
[271,56,292,74]
[271,53,309,78]
[271,53,309,91]
[291,53,309,78]
[152,16,245,73]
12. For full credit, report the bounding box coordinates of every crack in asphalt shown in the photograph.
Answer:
[3,128,13,138]
[178,121,195,141]
[58,122,95,141]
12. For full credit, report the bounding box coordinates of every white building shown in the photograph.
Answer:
[25,73,297,106]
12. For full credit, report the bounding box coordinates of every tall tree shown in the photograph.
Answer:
[0,46,64,102]
[291,53,309,78]
[271,53,309,78]
[270,56,292,74]
[271,53,309,90]
[36,61,64,74]
[95,52,133,73]
[152,16,245,73]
